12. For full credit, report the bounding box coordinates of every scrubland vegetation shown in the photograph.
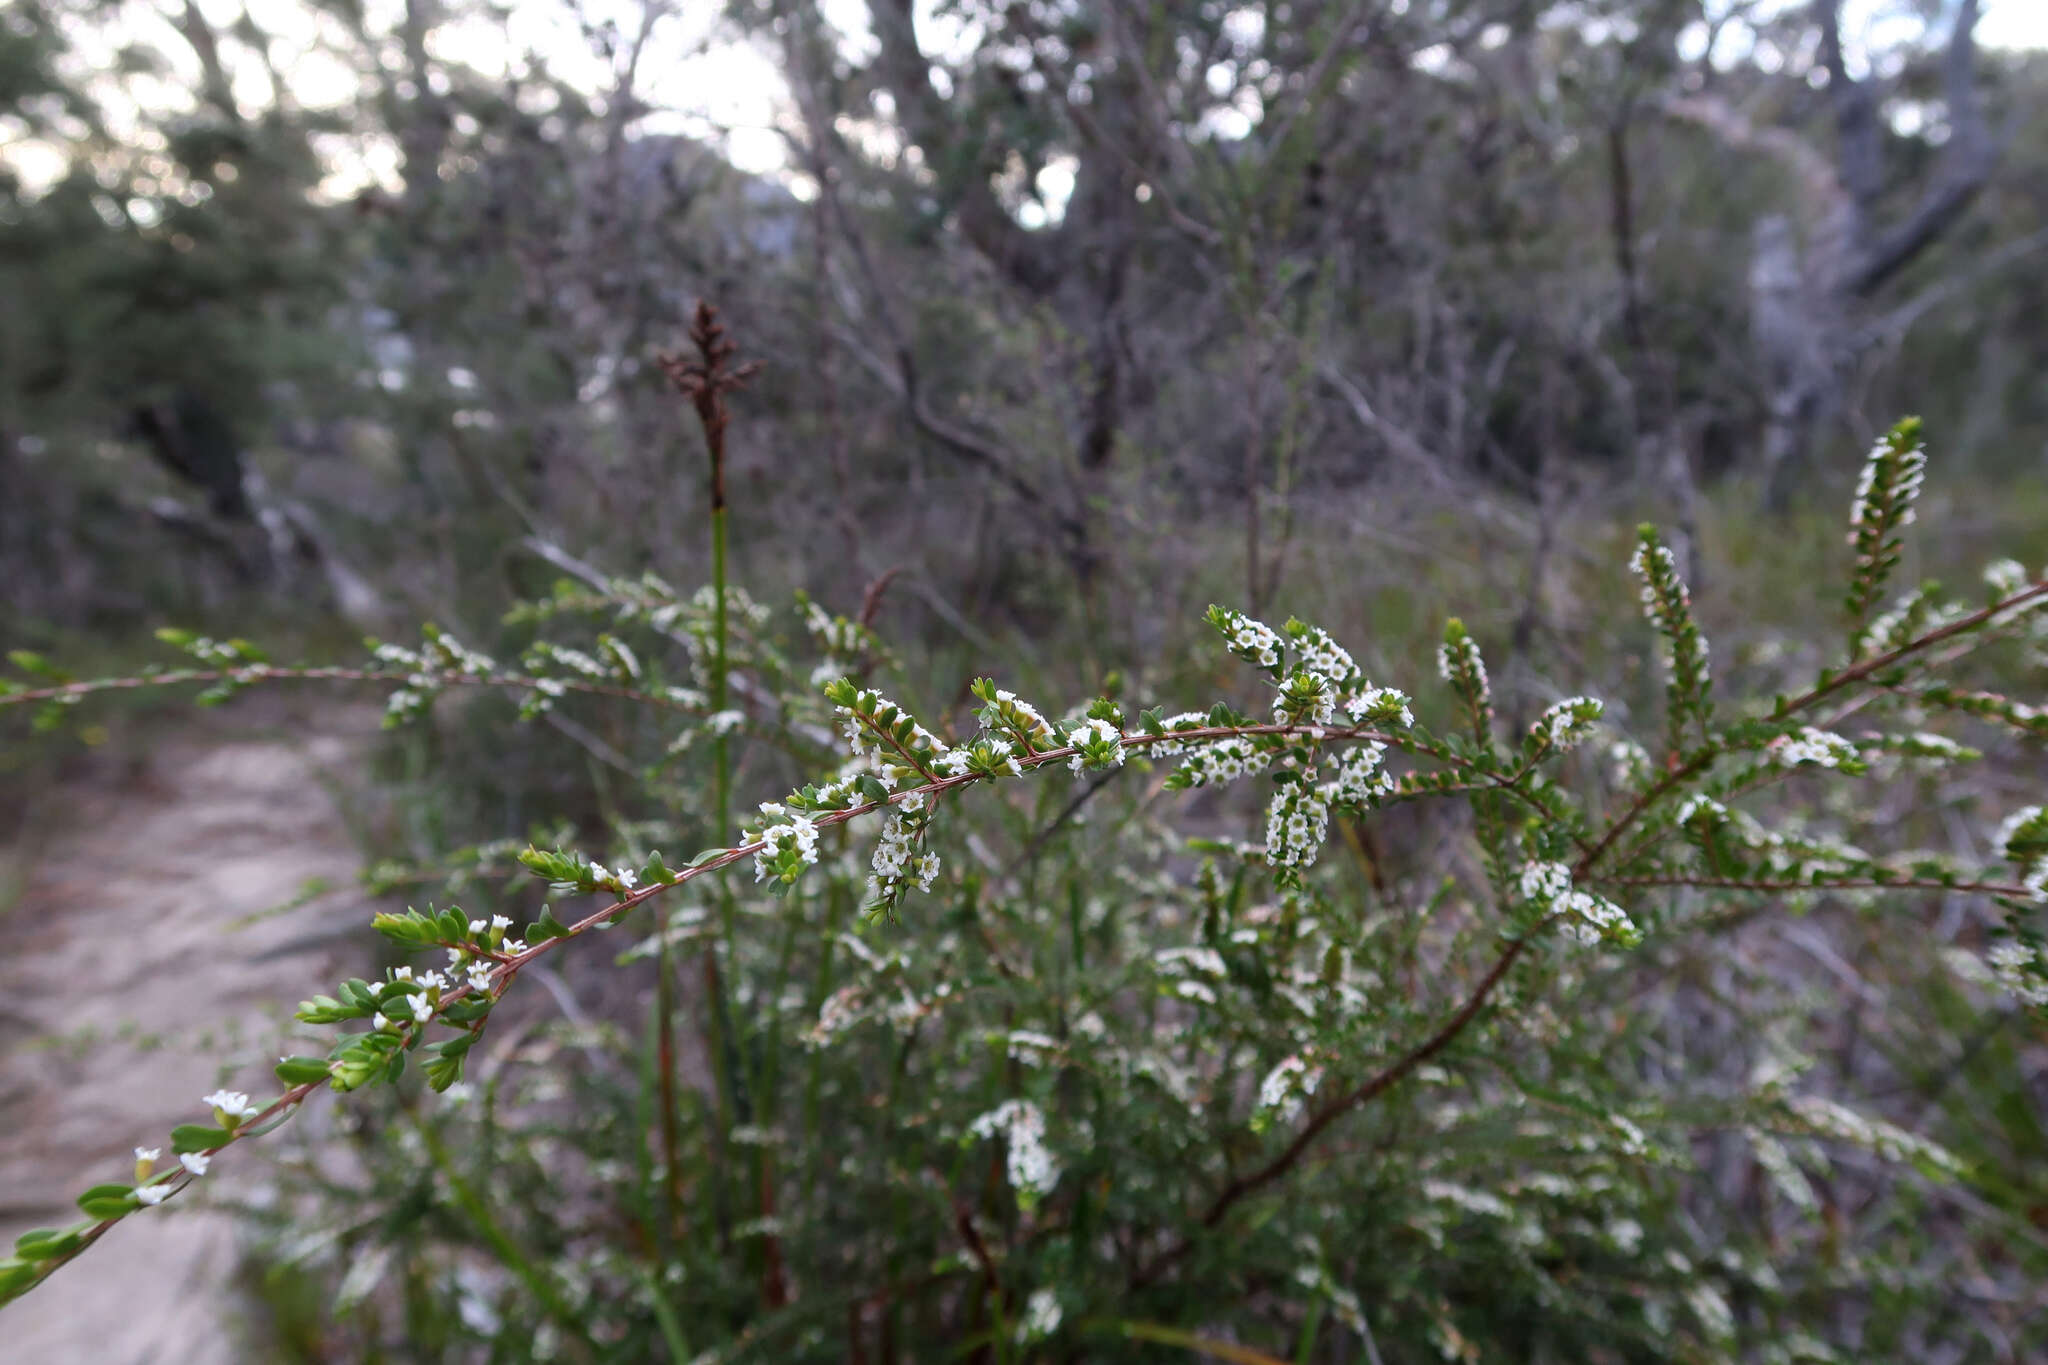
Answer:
[4,0,2048,1359]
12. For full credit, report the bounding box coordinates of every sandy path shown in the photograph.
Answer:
[0,711,376,1362]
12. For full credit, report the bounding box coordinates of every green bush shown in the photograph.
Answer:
[4,415,2046,1363]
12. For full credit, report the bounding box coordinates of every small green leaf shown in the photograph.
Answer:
[275,1056,334,1085]
[171,1124,233,1154]
[14,1227,82,1260]
[527,905,572,944]
[77,1184,138,1219]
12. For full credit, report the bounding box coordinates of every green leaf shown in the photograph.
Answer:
[13,1227,82,1261]
[77,1184,138,1219]
[0,1258,37,1301]
[275,1056,335,1085]
[171,1124,233,1154]
[527,905,572,944]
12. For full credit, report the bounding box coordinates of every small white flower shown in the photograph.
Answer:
[468,917,488,935]
[410,993,434,1023]
[135,1184,171,1206]
[392,966,413,982]
[502,938,528,956]
[203,1090,257,1120]
[1021,1288,1062,1340]
[179,1152,211,1176]
[490,914,513,931]
[1767,727,1858,769]
[135,1147,160,1163]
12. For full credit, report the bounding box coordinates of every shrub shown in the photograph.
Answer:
[3,404,2045,1362]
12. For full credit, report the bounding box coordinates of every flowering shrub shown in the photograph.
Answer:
[3,413,2046,1360]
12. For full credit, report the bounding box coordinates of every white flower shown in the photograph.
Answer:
[466,963,495,992]
[615,868,637,890]
[1985,558,2028,596]
[502,939,527,956]
[1344,685,1413,728]
[968,1100,1060,1201]
[1534,697,1603,750]
[1175,980,1218,1005]
[1320,742,1391,807]
[179,1152,211,1176]
[1006,1030,1061,1064]
[1066,717,1127,773]
[1255,1054,1324,1127]
[1265,784,1331,869]
[372,1012,397,1033]
[135,1147,160,1163]
[409,993,434,1023]
[1436,632,1489,700]
[490,914,513,931]
[392,966,413,982]
[468,917,488,935]
[1767,727,1858,769]
[1987,940,2048,1008]
[203,1090,257,1120]
[1848,429,1927,540]
[1172,736,1270,787]
[1021,1288,1062,1340]
[1155,945,1226,978]
[752,814,822,883]
[1422,1179,1511,1219]
[707,709,746,736]
[1519,861,1641,947]
[1995,806,2045,864]
[135,1184,171,1206]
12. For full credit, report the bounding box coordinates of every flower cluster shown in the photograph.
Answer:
[1284,618,1360,689]
[1321,742,1392,807]
[749,805,821,887]
[1518,861,1641,947]
[864,793,941,913]
[1995,806,2048,903]
[825,679,952,782]
[1167,738,1263,789]
[1986,941,2048,1009]
[1272,669,1337,726]
[1346,685,1414,728]
[971,678,1059,753]
[1786,1093,1963,1179]
[968,1100,1060,1208]
[1436,620,1490,705]
[1253,1053,1325,1131]
[1266,782,1333,871]
[1531,696,1603,753]
[1208,605,1285,673]
[1630,527,1712,748]
[1767,727,1859,770]
[1846,419,1929,648]
[1067,715,1127,773]
[934,737,1024,779]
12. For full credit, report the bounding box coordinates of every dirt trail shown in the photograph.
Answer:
[0,710,376,1362]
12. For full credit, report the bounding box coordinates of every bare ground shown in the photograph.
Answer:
[0,710,376,1363]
